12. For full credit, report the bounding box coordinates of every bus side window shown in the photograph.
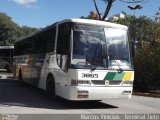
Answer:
[47,28,56,52]
[56,23,71,72]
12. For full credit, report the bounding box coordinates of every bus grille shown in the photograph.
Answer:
[109,80,122,85]
[91,80,122,85]
[91,80,105,85]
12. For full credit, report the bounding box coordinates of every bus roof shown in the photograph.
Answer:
[59,18,128,29]
[16,18,128,42]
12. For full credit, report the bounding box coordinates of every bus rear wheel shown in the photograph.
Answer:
[18,69,25,85]
[46,76,56,99]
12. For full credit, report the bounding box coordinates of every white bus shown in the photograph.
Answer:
[0,46,14,73]
[13,19,134,100]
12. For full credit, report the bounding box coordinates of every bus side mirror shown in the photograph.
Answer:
[61,55,69,72]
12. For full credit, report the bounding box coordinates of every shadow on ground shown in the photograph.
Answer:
[0,79,118,110]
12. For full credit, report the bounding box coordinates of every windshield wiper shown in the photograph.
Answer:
[90,57,106,72]
[89,38,108,72]
[113,60,123,72]
[89,39,103,72]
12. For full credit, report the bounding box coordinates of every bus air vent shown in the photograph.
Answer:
[91,80,105,85]
[109,80,122,85]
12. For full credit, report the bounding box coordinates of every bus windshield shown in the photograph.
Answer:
[72,24,107,69]
[72,24,132,70]
[105,28,131,69]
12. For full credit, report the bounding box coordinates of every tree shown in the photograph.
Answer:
[20,26,38,37]
[0,12,38,46]
[93,0,145,20]
[0,13,19,45]
[155,7,160,23]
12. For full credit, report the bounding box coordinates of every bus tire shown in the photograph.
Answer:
[46,75,56,100]
[18,69,25,86]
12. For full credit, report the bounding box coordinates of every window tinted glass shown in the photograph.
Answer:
[57,23,71,55]
[56,23,71,70]
[14,27,56,55]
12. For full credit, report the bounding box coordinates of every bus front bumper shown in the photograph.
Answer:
[66,86,133,101]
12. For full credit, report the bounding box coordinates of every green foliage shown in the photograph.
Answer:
[20,26,38,37]
[116,15,160,91]
[0,12,19,45]
[155,7,160,23]
[136,21,160,90]
[0,12,38,46]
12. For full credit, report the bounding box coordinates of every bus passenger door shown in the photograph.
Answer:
[55,23,71,98]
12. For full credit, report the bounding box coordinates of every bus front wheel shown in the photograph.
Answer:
[46,75,56,99]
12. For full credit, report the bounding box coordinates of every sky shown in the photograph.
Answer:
[0,0,160,28]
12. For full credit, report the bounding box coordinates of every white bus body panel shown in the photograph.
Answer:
[67,86,132,100]
[38,53,134,100]
[63,69,133,100]
[38,53,70,99]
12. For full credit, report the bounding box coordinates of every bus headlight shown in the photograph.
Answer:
[71,80,91,86]
[78,80,91,85]
[71,79,77,85]
[122,81,133,86]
